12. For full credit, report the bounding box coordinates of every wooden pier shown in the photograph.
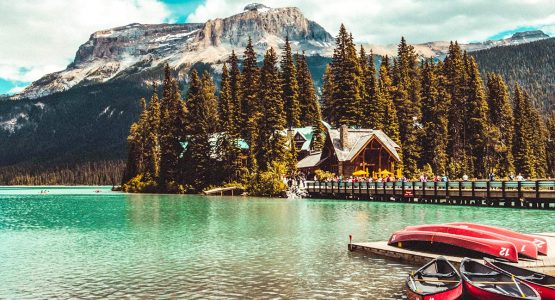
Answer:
[306,180,555,209]
[349,233,555,275]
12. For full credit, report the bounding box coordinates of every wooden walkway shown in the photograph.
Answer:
[349,233,555,275]
[306,180,555,209]
[203,186,243,196]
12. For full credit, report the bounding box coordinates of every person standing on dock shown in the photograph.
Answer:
[462,174,469,181]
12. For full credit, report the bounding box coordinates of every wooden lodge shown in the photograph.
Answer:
[297,125,402,178]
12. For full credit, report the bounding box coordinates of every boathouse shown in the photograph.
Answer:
[297,125,402,178]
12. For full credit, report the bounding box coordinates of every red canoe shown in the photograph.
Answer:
[449,222,548,256]
[388,230,520,262]
[405,224,538,259]
[406,256,463,300]
[485,258,555,300]
[461,258,540,299]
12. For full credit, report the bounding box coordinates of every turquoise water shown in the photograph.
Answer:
[0,187,554,299]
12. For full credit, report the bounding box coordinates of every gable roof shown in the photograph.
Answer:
[327,128,401,162]
[297,151,324,169]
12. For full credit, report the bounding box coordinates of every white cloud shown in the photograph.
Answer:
[187,0,555,44]
[0,0,171,84]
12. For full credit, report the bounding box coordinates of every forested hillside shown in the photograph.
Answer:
[472,38,555,114]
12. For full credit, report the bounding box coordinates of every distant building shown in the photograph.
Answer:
[297,125,402,178]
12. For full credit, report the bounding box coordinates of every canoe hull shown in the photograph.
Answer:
[406,257,463,300]
[485,258,555,300]
[389,230,520,262]
[461,258,540,300]
[406,285,462,300]
[406,224,538,259]
[448,222,548,255]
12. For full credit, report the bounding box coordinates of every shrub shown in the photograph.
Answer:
[314,169,335,181]
[122,174,158,193]
[248,162,288,197]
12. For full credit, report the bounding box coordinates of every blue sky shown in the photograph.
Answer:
[0,0,553,95]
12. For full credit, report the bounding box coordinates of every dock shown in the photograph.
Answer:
[307,180,555,209]
[349,233,555,275]
[203,186,244,196]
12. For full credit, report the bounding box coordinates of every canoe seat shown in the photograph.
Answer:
[421,271,456,278]
[520,274,544,281]
[463,271,500,277]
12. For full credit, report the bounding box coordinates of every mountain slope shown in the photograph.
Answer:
[0,4,552,184]
[471,37,555,114]
[14,4,333,100]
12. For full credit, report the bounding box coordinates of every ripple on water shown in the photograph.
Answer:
[1,191,554,298]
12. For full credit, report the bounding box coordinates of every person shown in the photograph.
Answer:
[489,172,495,181]
[516,173,525,181]
[462,174,469,181]
[441,175,448,182]
[508,173,515,181]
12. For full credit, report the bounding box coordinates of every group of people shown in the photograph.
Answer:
[313,172,529,183]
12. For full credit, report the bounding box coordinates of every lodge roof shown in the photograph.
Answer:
[297,151,324,169]
[328,128,401,162]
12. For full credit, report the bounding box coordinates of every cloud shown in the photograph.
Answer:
[186,0,555,44]
[0,0,172,85]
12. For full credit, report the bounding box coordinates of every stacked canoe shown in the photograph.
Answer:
[388,222,548,262]
[393,223,554,299]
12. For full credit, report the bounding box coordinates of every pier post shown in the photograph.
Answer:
[536,181,540,202]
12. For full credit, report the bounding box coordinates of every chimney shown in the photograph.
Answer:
[340,125,349,150]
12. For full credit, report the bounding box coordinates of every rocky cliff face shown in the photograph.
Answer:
[15,4,333,100]
[13,2,549,100]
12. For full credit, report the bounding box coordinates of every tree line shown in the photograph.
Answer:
[0,160,124,185]
[322,24,553,179]
[122,37,324,194]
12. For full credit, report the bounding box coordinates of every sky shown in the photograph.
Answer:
[0,0,553,95]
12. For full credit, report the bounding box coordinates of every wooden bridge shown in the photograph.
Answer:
[305,180,555,209]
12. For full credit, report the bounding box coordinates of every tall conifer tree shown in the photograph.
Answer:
[256,48,287,171]
[486,73,514,176]
[241,37,261,170]
[281,36,301,128]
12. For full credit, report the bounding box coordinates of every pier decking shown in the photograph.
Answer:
[349,233,555,275]
[306,180,555,209]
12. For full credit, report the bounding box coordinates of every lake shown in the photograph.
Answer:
[1,187,553,299]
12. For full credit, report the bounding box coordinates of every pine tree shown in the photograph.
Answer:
[362,50,380,129]
[122,98,149,183]
[443,41,469,177]
[296,52,325,149]
[158,65,188,189]
[321,65,335,124]
[392,37,422,178]
[183,70,218,190]
[256,47,287,171]
[485,73,514,176]
[512,83,534,177]
[145,83,161,180]
[465,57,490,178]
[217,64,242,183]
[378,56,400,144]
[228,50,242,132]
[241,37,261,171]
[529,107,548,178]
[281,36,301,128]
[420,59,450,174]
[330,25,363,127]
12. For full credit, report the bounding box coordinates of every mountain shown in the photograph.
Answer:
[14,3,333,100]
[471,37,555,114]
[0,4,552,184]
[359,30,551,59]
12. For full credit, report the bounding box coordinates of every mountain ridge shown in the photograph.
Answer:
[9,4,549,100]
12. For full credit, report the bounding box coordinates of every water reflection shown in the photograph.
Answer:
[1,192,554,299]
